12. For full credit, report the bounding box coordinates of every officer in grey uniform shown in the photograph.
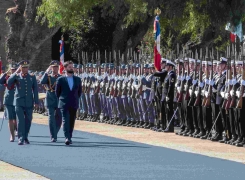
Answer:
[7,60,39,145]
[40,60,62,142]
[0,63,18,141]
[0,66,6,111]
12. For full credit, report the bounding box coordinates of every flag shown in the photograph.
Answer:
[235,21,243,42]
[225,21,243,42]
[59,39,65,74]
[154,15,161,71]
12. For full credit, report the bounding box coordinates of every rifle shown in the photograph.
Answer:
[204,52,213,107]
[188,56,198,106]
[229,57,237,108]
[138,59,143,96]
[177,49,186,103]
[95,52,101,94]
[184,56,191,100]
[236,60,245,109]
[202,53,210,106]
[223,48,232,110]
[194,49,203,107]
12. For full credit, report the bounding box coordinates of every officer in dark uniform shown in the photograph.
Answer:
[152,58,167,131]
[161,60,176,132]
[0,63,18,141]
[210,57,227,141]
[40,60,62,142]
[7,60,39,145]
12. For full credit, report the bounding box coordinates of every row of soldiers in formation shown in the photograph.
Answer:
[1,57,245,148]
[34,56,245,148]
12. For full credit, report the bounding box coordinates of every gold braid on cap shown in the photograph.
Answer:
[154,8,161,15]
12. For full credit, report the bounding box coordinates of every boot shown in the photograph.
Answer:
[145,123,154,129]
[191,129,200,137]
[194,130,205,138]
[143,122,149,129]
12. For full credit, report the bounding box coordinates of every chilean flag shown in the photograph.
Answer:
[154,15,161,71]
[59,39,65,74]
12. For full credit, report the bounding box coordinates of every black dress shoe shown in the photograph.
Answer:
[191,129,200,137]
[24,139,30,144]
[18,140,24,145]
[145,123,154,129]
[226,136,237,145]
[200,131,210,140]
[194,130,205,138]
[175,129,185,135]
[51,138,57,142]
[123,121,131,126]
[219,136,229,143]
[143,122,150,129]
[133,121,140,127]
[70,139,72,144]
[180,129,189,136]
[163,128,174,133]
[157,127,165,132]
[65,139,70,145]
[137,121,144,128]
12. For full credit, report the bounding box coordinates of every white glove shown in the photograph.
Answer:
[236,91,240,97]
[117,83,120,89]
[180,76,185,81]
[241,80,245,86]
[192,79,197,85]
[142,85,146,91]
[194,91,198,97]
[166,97,170,101]
[186,76,190,81]
[122,84,126,89]
[189,89,192,95]
[201,90,205,96]
[225,93,229,99]
[209,80,214,86]
[199,82,204,88]
[205,91,209,98]
[184,85,188,91]
[177,87,181,93]
[230,90,234,96]
[221,92,225,98]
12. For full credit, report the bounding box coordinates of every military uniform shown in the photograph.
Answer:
[7,60,39,145]
[0,66,6,111]
[40,60,62,142]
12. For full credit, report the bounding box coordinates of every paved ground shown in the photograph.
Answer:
[0,112,245,180]
[33,113,245,164]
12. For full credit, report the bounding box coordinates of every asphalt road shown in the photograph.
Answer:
[0,115,245,180]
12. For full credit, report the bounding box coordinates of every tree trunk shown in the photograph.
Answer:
[5,0,59,70]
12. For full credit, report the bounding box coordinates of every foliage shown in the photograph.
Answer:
[37,0,245,58]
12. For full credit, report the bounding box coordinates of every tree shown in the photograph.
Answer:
[5,0,59,69]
